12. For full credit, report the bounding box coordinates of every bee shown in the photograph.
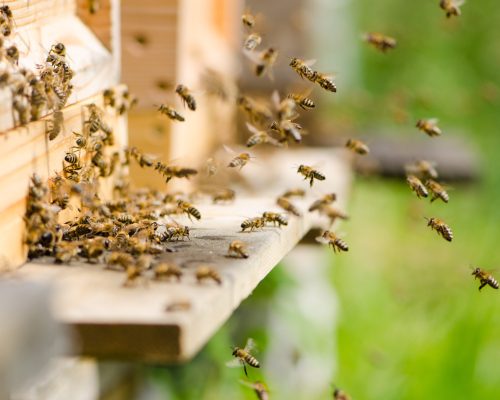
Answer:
[364,32,397,52]
[72,131,87,149]
[289,58,317,81]
[405,160,438,180]
[177,200,201,220]
[406,175,429,199]
[426,217,453,242]
[212,188,235,204]
[29,78,48,120]
[314,73,337,93]
[82,237,108,262]
[242,11,256,28]
[262,212,288,228]
[270,119,304,144]
[88,0,100,14]
[309,193,337,212]
[64,149,80,165]
[166,224,190,241]
[128,147,155,168]
[440,0,465,18]
[245,122,281,148]
[282,188,306,198]
[106,252,135,270]
[239,380,269,400]
[237,95,273,127]
[297,165,326,187]
[228,240,249,259]
[425,179,449,203]
[154,262,183,281]
[49,43,66,59]
[0,5,13,36]
[157,104,185,122]
[103,88,116,108]
[253,47,278,78]
[45,111,64,140]
[416,118,442,137]
[6,45,19,64]
[175,84,196,111]
[277,196,301,216]
[333,385,351,400]
[346,138,370,155]
[196,265,222,285]
[241,217,265,232]
[165,300,192,312]
[53,242,79,264]
[471,267,499,291]
[155,162,198,182]
[228,152,252,170]
[244,33,262,51]
[287,92,315,110]
[320,205,349,224]
[13,95,30,125]
[227,338,260,377]
[319,230,349,253]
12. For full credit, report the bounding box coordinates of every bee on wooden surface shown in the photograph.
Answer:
[314,72,337,93]
[227,338,260,377]
[289,57,317,82]
[72,131,87,150]
[29,78,47,120]
[228,240,249,259]
[82,237,108,262]
[320,205,349,224]
[318,230,349,253]
[49,43,66,59]
[0,5,13,36]
[244,33,262,51]
[333,385,351,400]
[166,224,190,241]
[157,104,185,122]
[64,149,80,165]
[277,196,301,216]
[262,212,288,228]
[364,32,397,52]
[242,11,256,29]
[241,217,265,232]
[239,380,269,400]
[177,200,201,220]
[154,262,183,281]
[297,164,325,187]
[425,179,449,203]
[196,265,222,285]
[253,47,278,78]
[406,175,429,199]
[53,242,79,264]
[270,119,304,144]
[309,193,337,212]
[440,0,465,18]
[426,217,453,242]
[88,0,100,14]
[346,138,370,155]
[282,188,306,198]
[83,103,104,134]
[245,122,281,148]
[123,263,145,287]
[175,84,196,111]
[165,300,191,312]
[45,110,64,140]
[13,95,30,125]
[471,267,499,291]
[212,188,235,204]
[237,95,273,127]
[106,252,135,270]
[416,118,442,137]
[227,152,252,170]
[405,160,438,180]
[6,45,19,64]
[287,92,315,110]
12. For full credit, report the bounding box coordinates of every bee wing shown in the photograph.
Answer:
[303,59,317,67]
[428,118,439,125]
[238,379,257,389]
[223,144,237,155]
[454,0,466,5]
[271,90,281,110]
[243,49,262,64]
[226,358,243,368]
[245,122,263,136]
[315,234,329,244]
[244,337,257,352]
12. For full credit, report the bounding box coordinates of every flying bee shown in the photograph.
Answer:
[227,338,260,377]
[155,162,198,182]
[103,88,116,108]
[262,212,288,227]
[245,122,281,148]
[154,262,183,281]
[196,265,222,285]
[440,0,465,18]
[282,188,306,198]
[212,188,235,204]
[227,240,249,259]
[177,200,201,220]
[270,119,304,144]
[242,10,256,28]
[406,175,429,199]
[345,138,370,155]
[405,160,438,180]
[175,84,196,111]
[237,95,273,127]
[416,118,442,137]
[426,217,453,242]
[425,179,449,203]
[244,33,262,51]
[309,193,337,212]
[287,92,315,110]
[318,230,349,253]
[239,380,269,400]
[157,104,185,121]
[45,111,64,140]
[272,90,299,121]
[364,32,397,52]
[253,47,278,78]
[289,57,317,81]
[128,147,155,168]
[276,196,301,216]
[333,385,351,400]
[227,152,252,170]
[241,217,265,232]
[297,164,326,187]
[314,72,337,93]
[471,267,499,291]
[88,0,100,14]
[320,205,349,224]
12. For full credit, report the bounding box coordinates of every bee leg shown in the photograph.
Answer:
[479,281,487,291]
[243,362,248,377]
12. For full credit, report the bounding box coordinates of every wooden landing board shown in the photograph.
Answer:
[15,149,351,363]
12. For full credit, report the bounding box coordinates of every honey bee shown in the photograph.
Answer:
[314,73,337,93]
[127,147,155,168]
[196,265,222,285]
[405,160,438,180]
[245,122,281,148]
[157,104,185,121]
[471,267,499,291]
[289,57,317,81]
[426,217,453,242]
[82,237,108,262]
[297,164,326,187]
[440,0,465,18]
[164,224,190,241]
[333,385,351,400]
[262,212,288,227]
[270,119,304,144]
[287,92,315,110]
[364,32,397,52]
[282,188,306,198]
[241,217,265,232]
[154,262,183,281]
[253,47,278,78]
[425,179,449,203]
[103,88,116,108]
[177,200,201,220]
[212,188,235,204]
[242,11,256,28]
[0,5,13,36]
[309,193,337,212]
[239,380,269,400]
[228,152,252,170]
[64,149,80,165]
[319,230,349,253]
[106,252,135,270]
[155,162,198,182]
[320,205,349,224]
[406,175,429,199]
[416,118,442,137]
[237,95,273,127]
[54,242,79,264]
[175,84,196,111]
[13,95,30,125]
[227,338,260,377]
[227,240,249,259]
[88,0,100,14]
[276,196,301,217]
[29,78,48,120]
[346,138,370,155]
[49,43,67,59]
[244,33,262,51]
[45,111,64,140]
[6,45,19,64]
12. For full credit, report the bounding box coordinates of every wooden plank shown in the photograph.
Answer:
[15,149,351,362]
